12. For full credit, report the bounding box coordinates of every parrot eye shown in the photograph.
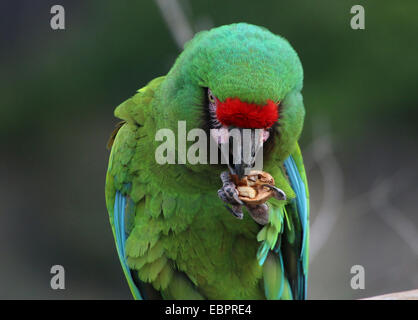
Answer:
[207,88,222,129]
[208,89,216,104]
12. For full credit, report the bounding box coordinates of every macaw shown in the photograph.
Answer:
[105,23,309,300]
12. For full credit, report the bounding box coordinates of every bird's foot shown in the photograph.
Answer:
[246,203,269,225]
[218,171,244,219]
[218,172,286,223]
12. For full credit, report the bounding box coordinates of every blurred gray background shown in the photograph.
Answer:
[0,0,417,299]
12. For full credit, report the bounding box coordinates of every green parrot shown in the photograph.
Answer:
[105,23,309,300]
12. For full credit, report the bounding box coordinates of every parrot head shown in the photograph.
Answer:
[154,23,305,177]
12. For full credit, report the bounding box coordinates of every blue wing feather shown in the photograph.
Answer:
[283,154,309,299]
[113,191,143,300]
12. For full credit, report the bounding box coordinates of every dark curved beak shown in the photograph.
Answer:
[219,128,264,179]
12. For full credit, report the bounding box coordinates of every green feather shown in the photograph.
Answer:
[263,253,284,300]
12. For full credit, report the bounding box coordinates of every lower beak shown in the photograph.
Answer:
[229,163,247,180]
[219,128,263,179]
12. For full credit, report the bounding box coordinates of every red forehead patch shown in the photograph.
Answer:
[216,98,279,129]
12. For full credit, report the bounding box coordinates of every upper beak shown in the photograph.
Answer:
[219,128,264,179]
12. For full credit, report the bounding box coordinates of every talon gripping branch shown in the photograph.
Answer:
[105,23,309,300]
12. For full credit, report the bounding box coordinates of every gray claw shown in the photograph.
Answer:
[262,184,286,201]
[233,193,244,205]
[224,205,244,219]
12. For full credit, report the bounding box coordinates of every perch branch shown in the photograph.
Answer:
[363,289,418,300]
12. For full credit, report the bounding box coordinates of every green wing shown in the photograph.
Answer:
[105,76,166,299]
[106,76,206,300]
